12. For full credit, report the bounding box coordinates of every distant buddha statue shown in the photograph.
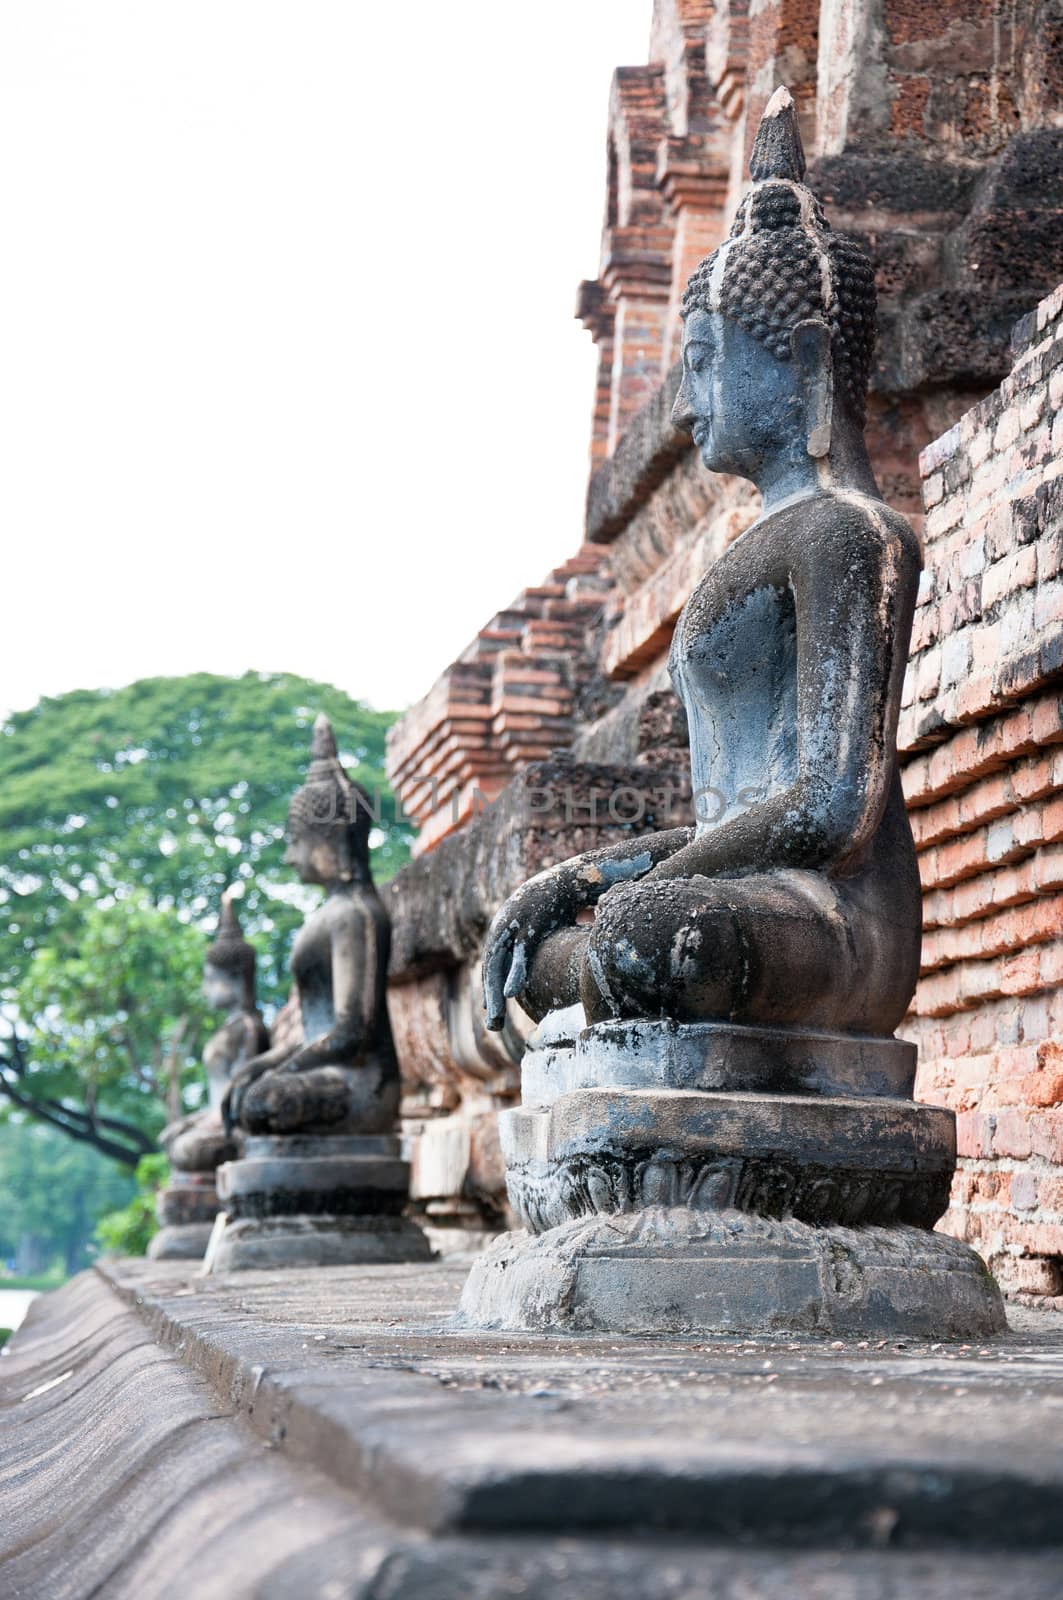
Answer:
[224,714,400,1134]
[149,890,268,1261]
[482,87,921,1044]
[463,88,1002,1337]
[215,714,427,1270]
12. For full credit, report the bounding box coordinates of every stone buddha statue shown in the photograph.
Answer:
[462,89,1003,1337]
[223,713,400,1134]
[214,714,428,1270]
[482,91,918,1044]
[149,890,268,1261]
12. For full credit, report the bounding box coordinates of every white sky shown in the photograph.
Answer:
[0,0,651,719]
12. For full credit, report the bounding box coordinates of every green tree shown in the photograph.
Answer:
[94,1153,169,1258]
[12,894,212,1162]
[0,1118,136,1276]
[0,672,410,1157]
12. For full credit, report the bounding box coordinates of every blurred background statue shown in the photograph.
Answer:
[149,890,268,1261]
[213,715,429,1269]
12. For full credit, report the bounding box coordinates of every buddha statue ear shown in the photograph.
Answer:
[791,318,834,460]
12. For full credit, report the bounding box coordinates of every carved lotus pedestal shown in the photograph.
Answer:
[460,1021,1006,1337]
[212,1134,432,1271]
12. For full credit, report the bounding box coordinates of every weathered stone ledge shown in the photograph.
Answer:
[95,1255,1063,1545]
[5,1258,1063,1596]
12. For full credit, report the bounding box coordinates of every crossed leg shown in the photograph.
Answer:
[523,869,908,1035]
[241,1065,358,1135]
[241,1063,399,1136]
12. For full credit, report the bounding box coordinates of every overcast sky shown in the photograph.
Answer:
[0,1,651,720]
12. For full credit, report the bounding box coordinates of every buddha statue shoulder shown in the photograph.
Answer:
[481,87,922,1045]
[161,889,269,1173]
[224,714,399,1136]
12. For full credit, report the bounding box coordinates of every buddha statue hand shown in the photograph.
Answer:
[223,1050,281,1133]
[483,873,570,1032]
[483,829,692,1029]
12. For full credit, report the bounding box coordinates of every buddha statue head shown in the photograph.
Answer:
[284,712,373,887]
[673,87,877,496]
[203,888,256,1013]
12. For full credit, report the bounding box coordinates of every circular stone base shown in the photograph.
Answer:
[210,1213,433,1272]
[216,1134,411,1223]
[148,1221,217,1262]
[459,1207,1005,1339]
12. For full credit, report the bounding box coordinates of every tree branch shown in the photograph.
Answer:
[0,1033,155,1167]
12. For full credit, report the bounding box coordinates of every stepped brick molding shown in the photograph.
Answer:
[386,549,613,855]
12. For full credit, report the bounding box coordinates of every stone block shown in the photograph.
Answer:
[520,1019,917,1105]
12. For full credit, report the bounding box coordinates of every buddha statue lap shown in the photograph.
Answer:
[212,714,429,1270]
[461,90,1004,1337]
[149,891,269,1261]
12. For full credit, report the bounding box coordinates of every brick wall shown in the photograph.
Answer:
[901,283,1063,1304]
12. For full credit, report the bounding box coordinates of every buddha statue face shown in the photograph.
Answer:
[673,87,877,491]
[284,823,348,887]
[674,308,833,481]
[203,959,242,1013]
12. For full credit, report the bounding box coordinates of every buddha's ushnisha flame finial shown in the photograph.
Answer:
[289,711,371,840]
[309,711,338,768]
[207,886,255,975]
[748,85,806,184]
[303,712,349,794]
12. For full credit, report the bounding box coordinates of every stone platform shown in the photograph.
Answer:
[477,1021,1002,1337]
[3,1257,1063,1597]
[213,1134,432,1271]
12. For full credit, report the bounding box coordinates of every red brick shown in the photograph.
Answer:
[1002,1217,1063,1255]
[995,1256,1063,1297]
[1030,1110,1063,1163]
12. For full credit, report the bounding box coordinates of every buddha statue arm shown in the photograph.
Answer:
[483,828,692,1029]
[234,1037,295,1078]
[650,516,919,886]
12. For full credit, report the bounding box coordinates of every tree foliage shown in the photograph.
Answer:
[0,672,410,1161]
[14,894,212,1156]
[94,1153,169,1258]
[0,1118,136,1275]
